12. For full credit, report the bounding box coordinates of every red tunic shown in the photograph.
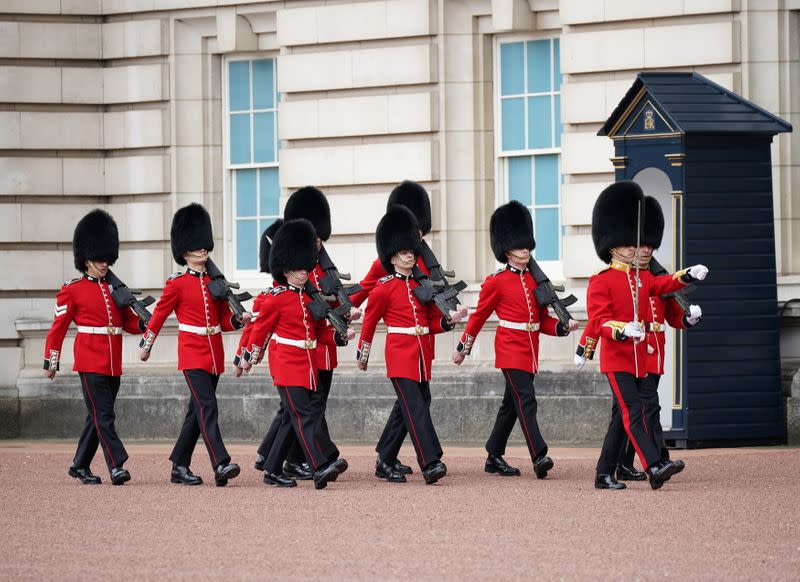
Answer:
[143,268,240,375]
[357,272,451,382]
[457,265,563,373]
[43,275,143,376]
[644,292,689,375]
[309,263,339,371]
[247,284,338,390]
[234,290,269,367]
[350,256,430,308]
[586,261,689,377]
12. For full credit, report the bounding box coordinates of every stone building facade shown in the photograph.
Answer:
[1,0,798,443]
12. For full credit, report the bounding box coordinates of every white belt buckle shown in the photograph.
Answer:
[304,339,314,350]
[207,325,216,335]
[415,325,425,336]
[525,322,536,332]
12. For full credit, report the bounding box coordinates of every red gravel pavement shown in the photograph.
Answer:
[1,442,798,581]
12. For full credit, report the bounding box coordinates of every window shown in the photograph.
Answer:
[226,58,280,272]
[497,38,562,263]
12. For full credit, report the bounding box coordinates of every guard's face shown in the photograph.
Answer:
[637,245,654,265]
[184,249,209,263]
[612,245,637,263]
[391,250,416,269]
[287,269,309,286]
[86,260,109,278]
[506,248,531,262]
[316,238,322,252]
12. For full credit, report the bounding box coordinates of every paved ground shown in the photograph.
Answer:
[1,442,798,581]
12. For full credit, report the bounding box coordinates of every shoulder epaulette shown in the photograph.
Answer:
[167,271,185,281]
[63,277,81,287]
[269,286,287,295]
[378,274,394,284]
[489,268,504,277]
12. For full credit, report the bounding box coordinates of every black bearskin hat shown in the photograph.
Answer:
[642,195,665,250]
[259,219,285,274]
[490,200,535,263]
[376,205,421,273]
[269,219,318,285]
[386,180,432,235]
[591,181,644,264]
[284,186,332,242]
[170,203,214,266]
[73,209,119,272]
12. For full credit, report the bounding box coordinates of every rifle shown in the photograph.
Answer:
[205,258,253,319]
[649,257,694,315]
[526,257,577,328]
[317,245,362,321]
[304,282,350,338]
[105,269,155,326]
[413,241,467,322]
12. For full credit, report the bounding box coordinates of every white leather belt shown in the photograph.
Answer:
[387,326,430,336]
[272,333,317,350]
[647,322,665,332]
[76,325,122,335]
[498,319,540,332]
[178,323,221,336]
[251,311,259,322]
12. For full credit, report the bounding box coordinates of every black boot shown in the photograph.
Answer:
[283,461,313,480]
[375,456,406,483]
[254,454,266,471]
[110,467,131,486]
[616,463,646,481]
[68,466,101,485]
[595,473,626,490]
[312,462,340,490]
[393,459,413,475]
[331,458,349,479]
[646,460,680,490]
[422,460,447,485]
[263,472,297,487]
[484,455,521,476]
[170,464,203,485]
[214,463,241,487]
[533,455,554,479]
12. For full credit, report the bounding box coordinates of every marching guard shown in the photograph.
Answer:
[586,182,708,490]
[246,219,352,489]
[139,203,247,486]
[44,209,145,485]
[356,205,467,484]
[452,201,579,478]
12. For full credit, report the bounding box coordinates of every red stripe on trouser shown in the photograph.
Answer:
[641,402,650,436]
[284,388,318,470]
[503,370,537,458]
[183,371,219,467]
[392,379,427,468]
[607,373,649,471]
[80,374,117,468]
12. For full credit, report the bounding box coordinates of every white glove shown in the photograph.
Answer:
[688,264,708,281]
[623,322,644,340]
[574,354,587,371]
[686,304,702,325]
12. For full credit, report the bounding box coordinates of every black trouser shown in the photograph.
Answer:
[265,386,339,474]
[597,372,661,474]
[73,372,128,472]
[377,378,442,471]
[619,374,669,466]
[258,369,334,465]
[485,369,548,461]
[170,369,231,469]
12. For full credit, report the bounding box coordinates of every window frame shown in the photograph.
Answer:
[493,34,564,280]
[222,54,281,288]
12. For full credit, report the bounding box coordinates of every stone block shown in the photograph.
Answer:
[63,158,104,196]
[444,130,477,181]
[0,0,60,13]
[353,44,434,87]
[175,147,205,193]
[0,397,19,438]
[0,348,22,389]
[561,131,614,175]
[62,67,103,104]
[388,92,435,134]
[280,145,354,188]
[353,141,435,185]
[562,234,602,279]
[20,203,97,242]
[603,0,683,22]
[0,204,21,242]
[0,112,21,149]
[175,100,206,146]
[216,10,258,53]
[0,157,61,196]
[644,21,737,68]
[561,181,604,226]
[278,51,352,93]
[0,66,61,103]
[124,109,167,149]
[174,54,204,100]
[561,80,607,125]
[105,155,169,195]
[18,22,101,60]
[61,0,103,14]
[103,64,166,104]
[278,99,319,140]
[103,19,165,59]
[561,28,644,74]
[559,0,605,25]
[276,6,317,47]
[491,0,534,32]
[0,23,19,58]
[0,251,65,290]
[20,112,103,150]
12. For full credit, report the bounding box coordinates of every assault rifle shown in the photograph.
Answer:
[304,281,350,338]
[412,240,467,322]
[205,258,253,319]
[105,269,155,326]
[317,245,362,321]
[650,257,694,314]
[526,257,577,328]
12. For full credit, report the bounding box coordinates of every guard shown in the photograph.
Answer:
[452,201,579,478]
[246,219,352,489]
[139,203,247,487]
[356,205,467,485]
[587,181,708,490]
[44,209,144,485]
